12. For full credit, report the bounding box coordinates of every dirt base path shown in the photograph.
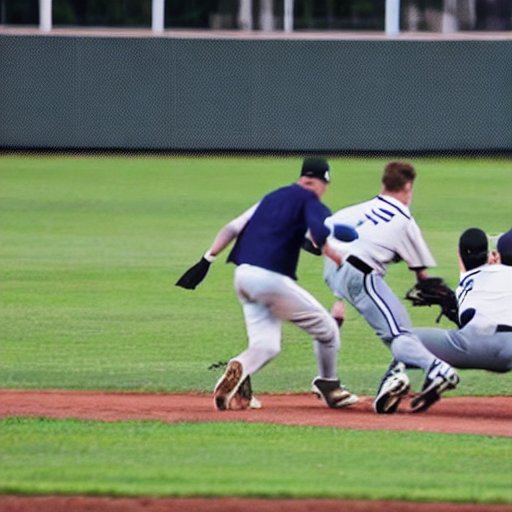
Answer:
[1,389,511,437]
[1,390,511,512]
[1,496,512,512]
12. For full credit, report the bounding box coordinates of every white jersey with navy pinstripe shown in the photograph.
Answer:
[456,264,512,326]
[324,194,436,275]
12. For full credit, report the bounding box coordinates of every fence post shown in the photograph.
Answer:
[39,0,52,32]
[152,0,165,32]
[284,0,293,32]
[385,0,400,35]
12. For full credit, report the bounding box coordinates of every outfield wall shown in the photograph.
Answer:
[0,31,511,152]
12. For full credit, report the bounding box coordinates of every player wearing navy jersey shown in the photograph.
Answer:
[177,158,358,411]
[413,228,512,373]
[323,161,459,414]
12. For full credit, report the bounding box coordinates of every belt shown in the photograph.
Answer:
[496,324,512,333]
[346,255,373,274]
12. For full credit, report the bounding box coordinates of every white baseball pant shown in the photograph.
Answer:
[232,264,340,379]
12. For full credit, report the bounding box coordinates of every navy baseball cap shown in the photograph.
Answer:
[497,229,512,266]
[459,228,488,270]
[301,158,330,183]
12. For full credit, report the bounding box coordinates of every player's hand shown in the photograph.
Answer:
[176,257,211,290]
[302,238,322,255]
[488,250,500,265]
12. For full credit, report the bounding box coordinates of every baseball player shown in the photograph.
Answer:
[323,161,460,414]
[413,227,512,372]
[176,158,358,411]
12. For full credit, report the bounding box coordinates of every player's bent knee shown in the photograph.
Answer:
[292,311,339,344]
[258,344,281,362]
[315,321,340,347]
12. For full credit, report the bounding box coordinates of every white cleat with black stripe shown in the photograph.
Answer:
[410,359,460,413]
[373,361,411,414]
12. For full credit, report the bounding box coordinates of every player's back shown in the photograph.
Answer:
[457,264,512,325]
[228,184,328,279]
[327,195,431,274]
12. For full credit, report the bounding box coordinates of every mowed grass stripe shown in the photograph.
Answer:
[0,418,511,503]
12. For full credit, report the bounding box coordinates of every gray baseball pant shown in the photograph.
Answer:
[324,257,437,371]
[414,319,512,373]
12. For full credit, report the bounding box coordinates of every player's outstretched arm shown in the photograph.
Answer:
[176,203,258,290]
[175,224,238,290]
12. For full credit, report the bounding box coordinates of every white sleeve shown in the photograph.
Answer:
[227,202,259,234]
[325,202,368,230]
[401,220,437,269]
[206,202,260,259]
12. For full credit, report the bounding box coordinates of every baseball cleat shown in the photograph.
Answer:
[373,361,410,414]
[228,375,262,410]
[311,377,359,409]
[410,359,460,413]
[213,360,246,411]
[249,395,262,409]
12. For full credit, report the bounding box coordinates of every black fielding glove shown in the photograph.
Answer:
[405,277,460,326]
[176,257,211,290]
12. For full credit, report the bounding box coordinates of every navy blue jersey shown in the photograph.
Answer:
[227,184,331,279]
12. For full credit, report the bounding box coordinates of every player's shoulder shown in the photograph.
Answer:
[459,263,507,282]
[264,183,320,207]
[484,263,512,275]
[263,183,299,200]
[459,266,483,283]
[332,196,373,216]
[376,195,412,219]
[273,183,312,196]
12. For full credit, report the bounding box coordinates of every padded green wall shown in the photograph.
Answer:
[1,35,510,151]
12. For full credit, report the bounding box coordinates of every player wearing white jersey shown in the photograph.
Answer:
[323,161,459,414]
[413,228,512,372]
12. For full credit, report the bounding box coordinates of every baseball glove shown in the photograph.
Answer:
[176,257,211,290]
[405,277,460,326]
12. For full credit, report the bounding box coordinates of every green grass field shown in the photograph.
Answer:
[1,154,511,502]
[1,418,511,503]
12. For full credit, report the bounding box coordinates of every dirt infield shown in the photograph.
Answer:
[1,496,512,512]
[1,389,511,437]
[1,390,511,512]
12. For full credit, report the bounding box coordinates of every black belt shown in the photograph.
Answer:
[496,325,512,333]
[346,255,373,274]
